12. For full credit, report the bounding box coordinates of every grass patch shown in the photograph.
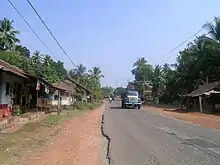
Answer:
[0,102,103,164]
[0,113,73,164]
[0,122,45,164]
[43,115,63,125]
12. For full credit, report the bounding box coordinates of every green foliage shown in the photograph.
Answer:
[114,87,126,96]
[0,17,103,100]
[69,63,104,98]
[85,102,97,109]
[71,101,101,110]
[101,86,114,97]
[0,18,20,50]
[0,51,29,68]
[12,105,21,116]
[72,101,86,110]
[131,16,220,104]
[15,45,30,58]
[131,57,154,82]
[43,115,62,125]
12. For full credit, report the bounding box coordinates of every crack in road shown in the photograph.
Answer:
[154,125,220,161]
[101,103,111,165]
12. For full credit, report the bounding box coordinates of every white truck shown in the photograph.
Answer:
[121,90,141,109]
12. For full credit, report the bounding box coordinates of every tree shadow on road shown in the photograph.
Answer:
[109,106,122,109]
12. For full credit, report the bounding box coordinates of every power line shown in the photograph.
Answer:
[26,0,77,68]
[7,0,58,61]
[152,16,220,65]
[152,28,203,65]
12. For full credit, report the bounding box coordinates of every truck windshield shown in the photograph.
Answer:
[127,91,138,96]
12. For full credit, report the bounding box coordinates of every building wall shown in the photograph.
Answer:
[0,72,2,107]
[51,92,74,106]
[0,72,25,109]
[61,96,73,105]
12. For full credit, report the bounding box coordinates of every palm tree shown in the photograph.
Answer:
[87,67,104,91]
[131,57,150,76]
[0,18,20,50]
[88,67,104,79]
[73,64,87,77]
[31,51,42,64]
[69,63,87,83]
[133,57,147,67]
[152,65,165,99]
[43,54,53,67]
[203,17,220,42]
[15,45,30,58]
[31,50,43,77]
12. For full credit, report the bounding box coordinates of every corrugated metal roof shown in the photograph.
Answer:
[187,81,220,97]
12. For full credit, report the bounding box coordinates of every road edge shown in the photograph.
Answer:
[101,102,111,165]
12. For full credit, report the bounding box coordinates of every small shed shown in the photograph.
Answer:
[183,81,220,113]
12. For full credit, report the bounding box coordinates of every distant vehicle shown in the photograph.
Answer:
[121,90,141,109]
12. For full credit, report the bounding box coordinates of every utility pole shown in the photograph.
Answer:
[206,77,209,83]
[142,78,145,102]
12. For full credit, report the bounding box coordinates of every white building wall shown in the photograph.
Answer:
[0,72,25,109]
[52,100,58,105]
[51,93,73,106]
[61,96,73,106]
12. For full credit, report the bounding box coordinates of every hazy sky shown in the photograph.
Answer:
[1,0,220,87]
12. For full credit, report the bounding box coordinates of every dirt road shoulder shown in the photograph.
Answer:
[3,104,104,165]
[143,105,220,129]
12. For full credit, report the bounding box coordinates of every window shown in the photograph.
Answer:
[127,91,138,96]
[54,95,59,100]
[6,82,10,95]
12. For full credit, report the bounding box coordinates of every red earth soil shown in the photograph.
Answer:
[144,105,220,129]
[23,105,104,165]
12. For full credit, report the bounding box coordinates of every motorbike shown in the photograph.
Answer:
[109,97,112,103]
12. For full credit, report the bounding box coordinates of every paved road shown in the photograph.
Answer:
[103,101,220,165]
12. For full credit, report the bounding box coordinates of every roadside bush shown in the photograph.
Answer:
[72,101,85,110]
[71,101,101,110]
[85,103,96,109]
[12,105,21,116]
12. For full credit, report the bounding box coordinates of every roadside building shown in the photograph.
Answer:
[0,60,28,118]
[181,81,220,113]
[52,79,76,106]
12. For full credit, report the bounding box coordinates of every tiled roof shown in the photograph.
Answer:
[65,77,93,94]
[0,59,28,78]
[52,80,76,92]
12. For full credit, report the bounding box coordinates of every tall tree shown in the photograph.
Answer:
[15,45,30,58]
[0,17,103,99]
[88,67,104,80]
[70,63,87,80]
[53,60,67,79]
[203,17,220,42]
[0,18,20,50]
[131,57,153,81]
[31,50,43,77]
[41,54,59,83]
[151,65,165,98]
[101,86,114,97]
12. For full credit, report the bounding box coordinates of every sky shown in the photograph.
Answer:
[1,0,220,87]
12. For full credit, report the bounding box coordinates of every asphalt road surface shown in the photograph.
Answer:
[103,100,220,165]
